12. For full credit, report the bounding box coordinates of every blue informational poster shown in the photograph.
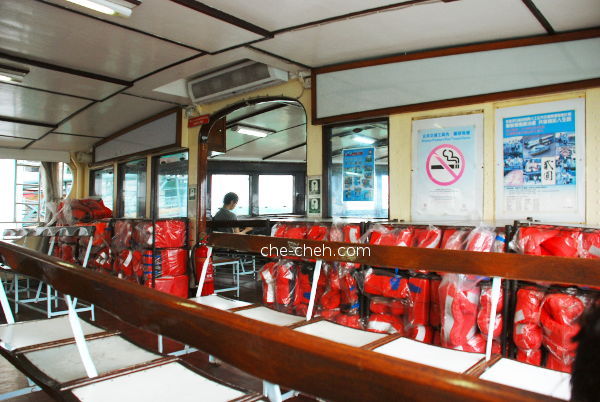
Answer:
[412,114,483,221]
[495,98,585,222]
[342,147,375,201]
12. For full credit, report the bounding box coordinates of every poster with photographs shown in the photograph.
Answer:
[495,98,585,222]
[342,147,375,202]
[412,113,483,221]
[307,176,321,217]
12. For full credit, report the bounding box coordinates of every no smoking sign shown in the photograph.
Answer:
[426,144,465,186]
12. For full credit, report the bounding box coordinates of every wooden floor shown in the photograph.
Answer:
[0,265,316,401]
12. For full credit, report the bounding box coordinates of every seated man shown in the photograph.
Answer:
[212,192,251,234]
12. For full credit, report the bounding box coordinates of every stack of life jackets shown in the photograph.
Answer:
[318,263,362,329]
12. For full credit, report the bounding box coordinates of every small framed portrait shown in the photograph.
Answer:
[308,197,321,214]
[308,177,321,195]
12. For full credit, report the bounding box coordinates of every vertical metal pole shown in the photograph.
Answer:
[82,237,93,268]
[485,277,502,361]
[306,260,323,321]
[0,277,15,324]
[65,295,98,378]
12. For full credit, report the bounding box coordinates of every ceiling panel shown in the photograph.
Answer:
[532,0,600,31]
[55,94,174,137]
[0,83,91,124]
[0,58,124,100]
[44,0,262,53]
[0,0,198,81]
[220,125,306,160]
[268,145,306,162]
[28,133,98,151]
[200,0,403,31]
[0,121,49,140]
[234,104,306,132]
[255,0,546,67]
[0,136,31,149]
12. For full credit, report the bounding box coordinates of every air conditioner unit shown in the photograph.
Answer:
[187,60,289,104]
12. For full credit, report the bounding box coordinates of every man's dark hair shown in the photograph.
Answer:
[223,192,239,206]
[571,303,600,401]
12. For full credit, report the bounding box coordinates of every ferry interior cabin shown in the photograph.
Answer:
[0,0,599,401]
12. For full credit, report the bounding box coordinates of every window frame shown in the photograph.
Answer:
[152,150,189,219]
[117,158,147,218]
[322,117,390,219]
[89,165,115,215]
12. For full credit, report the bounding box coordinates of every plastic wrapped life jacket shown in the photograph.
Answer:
[412,226,442,249]
[440,228,469,250]
[260,262,278,306]
[540,290,586,373]
[90,247,112,272]
[79,198,113,220]
[112,219,133,250]
[335,313,362,329]
[363,268,410,300]
[59,243,78,264]
[133,221,153,248]
[439,274,481,350]
[510,226,559,255]
[367,313,404,335]
[408,276,430,327]
[146,275,188,298]
[465,226,495,252]
[294,268,312,313]
[306,225,329,262]
[513,286,545,366]
[580,230,600,259]
[538,229,582,258]
[77,220,111,248]
[114,249,136,277]
[340,272,360,315]
[155,219,187,248]
[332,224,362,270]
[271,223,288,237]
[408,325,433,344]
[275,261,296,312]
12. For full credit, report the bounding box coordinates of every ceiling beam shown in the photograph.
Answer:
[521,0,555,34]
[0,51,131,87]
[169,0,272,37]
[262,142,306,160]
[0,116,55,128]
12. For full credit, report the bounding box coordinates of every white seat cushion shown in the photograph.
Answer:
[0,316,104,351]
[295,320,386,348]
[374,338,484,373]
[235,306,304,327]
[71,362,246,402]
[479,358,571,400]
[190,295,251,311]
[24,335,161,384]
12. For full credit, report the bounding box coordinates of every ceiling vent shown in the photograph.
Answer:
[187,60,289,104]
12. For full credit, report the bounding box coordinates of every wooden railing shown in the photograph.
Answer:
[208,233,600,287]
[0,240,564,401]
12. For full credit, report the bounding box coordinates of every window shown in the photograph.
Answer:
[259,175,294,214]
[210,174,250,217]
[327,120,389,218]
[156,152,188,218]
[0,160,45,230]
[90,166,114,211]
[118,159,147,218]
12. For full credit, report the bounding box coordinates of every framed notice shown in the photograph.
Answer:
[307,175,322,217]
[412,113,484,221]
[495,98,585,222]
[342,147,375,202]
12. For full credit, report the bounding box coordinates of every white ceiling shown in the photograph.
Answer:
[0,0,596,153]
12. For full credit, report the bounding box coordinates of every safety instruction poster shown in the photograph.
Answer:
[412,113,483,221]
[342,147,375,201]
[495,98,585,222]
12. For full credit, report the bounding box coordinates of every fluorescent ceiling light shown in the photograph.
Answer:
[354,135,376,145]
[65,0,133,17]
[0,65,29,83]
[231,125,273,138]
